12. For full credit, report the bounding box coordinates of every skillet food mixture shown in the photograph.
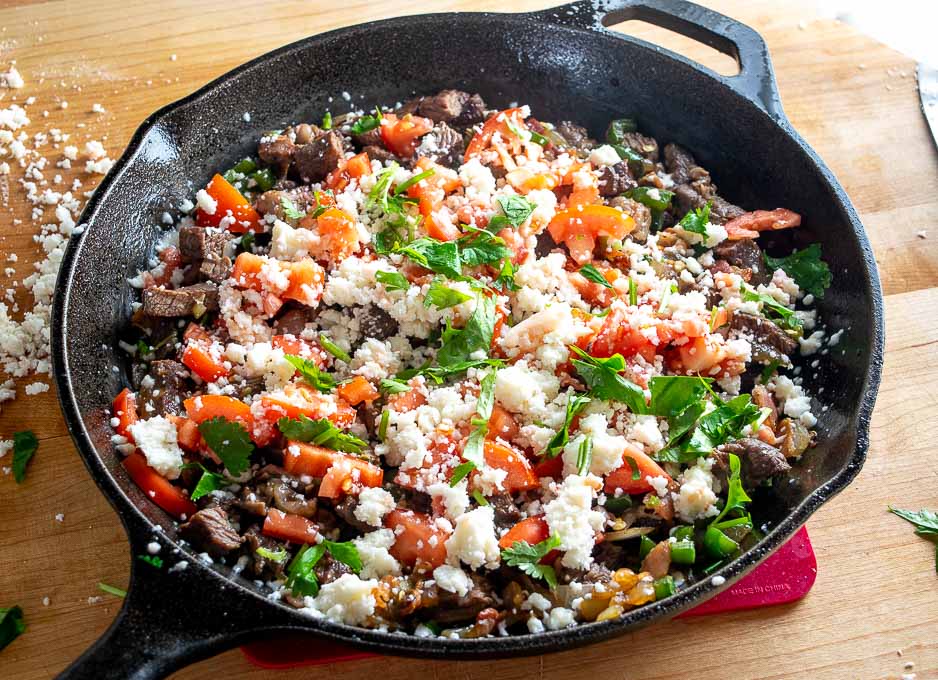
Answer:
[111,89,832,636]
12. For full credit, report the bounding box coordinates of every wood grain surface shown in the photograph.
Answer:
[0,1,935,679]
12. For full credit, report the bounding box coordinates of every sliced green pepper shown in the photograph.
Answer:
[653,575,676,599]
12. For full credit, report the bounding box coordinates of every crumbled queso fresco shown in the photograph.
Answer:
[103,88,840,637]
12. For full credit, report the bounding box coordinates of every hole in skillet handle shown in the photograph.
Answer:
[54,518,285,680]
[532,0,786,121]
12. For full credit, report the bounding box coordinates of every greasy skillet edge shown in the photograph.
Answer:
[50,2,885,666]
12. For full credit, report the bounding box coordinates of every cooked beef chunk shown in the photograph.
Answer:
[418,89,486,126]
[607,196,652,243]
[352,127,384,148]
[731,312,798,363]
[294,130,346,184]
[242,527,286,579]
[179,507,244,558]
[142,282,218,317]
[315,553,354,585]
[358,304,399,340]
[396,98,423,116]
[713,238,767,284]
[292,123,322,146]
[333,495,375,533]
[271,482,317,518]
[597,160,637,197]
[663,143,698,183]
[178,226,231,263]
[138,359,188,416]
[554,120,595,151]
[362,144,397,164]
[420,122,464,168]
[258,134,296,177]
[489,493,521,530]
[710,195,746,224]
[619,131,659,162]
[423,572,497,624]
[253,186,320,221]
[272,306,319,336]
[199,255,232,283]
[665,143,745,225]
[235,485,268,517]
[716,438,792,487]
[593,540,625,571]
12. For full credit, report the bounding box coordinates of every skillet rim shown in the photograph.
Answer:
[50,3,885,664]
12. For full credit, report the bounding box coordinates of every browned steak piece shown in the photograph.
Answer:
[179,507,244,558]
[142,282,218,317]
[731,312,798,363]
[597,160,637,197]
[138,359,188,416]
[417,89,486,126]
[607,196,652,243]
[294,130,346,183]
[714,438,792,487]
[258,133,296,177]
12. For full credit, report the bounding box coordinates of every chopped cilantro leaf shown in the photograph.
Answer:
[190,467,226,501]
[318,334,351,363]
[712,452,752,525]
[764,243,832,299]
[375,270,410,292]
[449,461,475,486]
[579,263,613,289]
[570,346,646,414]
[456,228,513,268]
[494,258,518,291]
[424,279,472,310]
[322,539,362,573]
[487,195,536,232]
[501,535,562,588]
[648,376,711,418]
[197,417,254,475]
[436,293,497,368]
[12,430,38,484]
[0,606,25,651]
[284,354,336,393]
[277,415,366,454]
[280,196,306,220]
[285,543,327,597]
[542,393,590,459]
[380,378,411,395]
[741,285,803,331]
[677,202,711,235]
[396,238,462,279]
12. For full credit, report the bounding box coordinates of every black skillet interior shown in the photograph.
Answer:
[51,0,884,677]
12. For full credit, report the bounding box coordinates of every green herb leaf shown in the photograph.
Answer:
[137,554,164,568]
[286,543,327,597]
[686,395,762,458]
[501,535,562,589]
[579,264,614,289]
[449,460,476,486]
[394,168,435,196]
[237,231,255,254]
[472,489,490,506]
[322,539,362,573]
[277,415,366,454]
[280,196,306,221]
[190,467,226,501]
[318,333,351,363]
[197,417,254,475]
[494,258,518,292]
[0,606,25,652]
[462,425,487,469]
[648,376,711,418]
[367,162,399,213]
[760,360,782,385]
[741,285,803,332]
[436,293,497,368]
[712,453,752,525]
[628,278,638,306]
[456,229,513,268]
[378,410,390,441]
[284,354,336,393]
[350,108,382,136]
[380,378,411,395]
[764,243,832,299]
[570,346,647,414]
[424,279,472,310]
[12,430,38,484]
[397,238,462,279]
[97,582,127,598]
[255,546,288,563]
[623,454,641,481]
[476,369,497,421]
[489,194,537,231]
[375,269,410,292]
[625,186,673,213]
[888,507,938,536]
[542,393,590,459]
[576,435,593,476]
[677,202,711,236]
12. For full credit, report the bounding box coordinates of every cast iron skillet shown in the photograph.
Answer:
[51,0,884,677]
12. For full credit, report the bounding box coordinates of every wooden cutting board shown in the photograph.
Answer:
[0,1,935,678]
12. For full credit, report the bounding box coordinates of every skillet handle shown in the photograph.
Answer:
[538,0,786,121]
[56,520,283,680]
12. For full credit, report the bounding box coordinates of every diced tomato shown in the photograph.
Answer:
[122,451,196,520]
[724,208,801,240]
[145,246,183,288]
[387,382,427,412]
[424,211,462,241]
[231,253,325,307]
[270,334,322,361]
[548,204,636,265]
[262,509,320,545]
[346,152,372,178]
[283,441,383,497]
[314,208,360,262]
[497,516,561,565]
[506,168,558,194]
[184,394,252,426]
[384,509,449,568]
[258,385,355,429]
[183,322,212,344]
[566,186,601,210]
[589,307,657,362]
[111,388,138,440]
[336,376,379,406]
[181,341,229,383]
[194,174,261,233]
[464,107,526,161]
[479,440,539,493]
[171,416,202,453]
[282,258,325,306]
[487,404,519,442]
[380,113,433,157]
[603,445,671,495]
[230,252,266,289]
[532,454,564,480]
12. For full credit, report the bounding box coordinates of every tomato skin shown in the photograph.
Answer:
[589,308,657,362]
[487,404,519,442]
[181,341,228,382]
[122,451,197,520]
[464,107,526,161]
[111,388,138,441]
[384,509,449,568]
[479,440,539,493]
[603,445,671,495]
[498,516,561,564]
[194,174,261,233]
[262,509,320,545]
[547,204,635,265]
[282,441,383,498]
[184,394,251,424]
[336,376,379,405]
[532,454,564,480]
[380,113,433,157]
[313,208,360,262]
